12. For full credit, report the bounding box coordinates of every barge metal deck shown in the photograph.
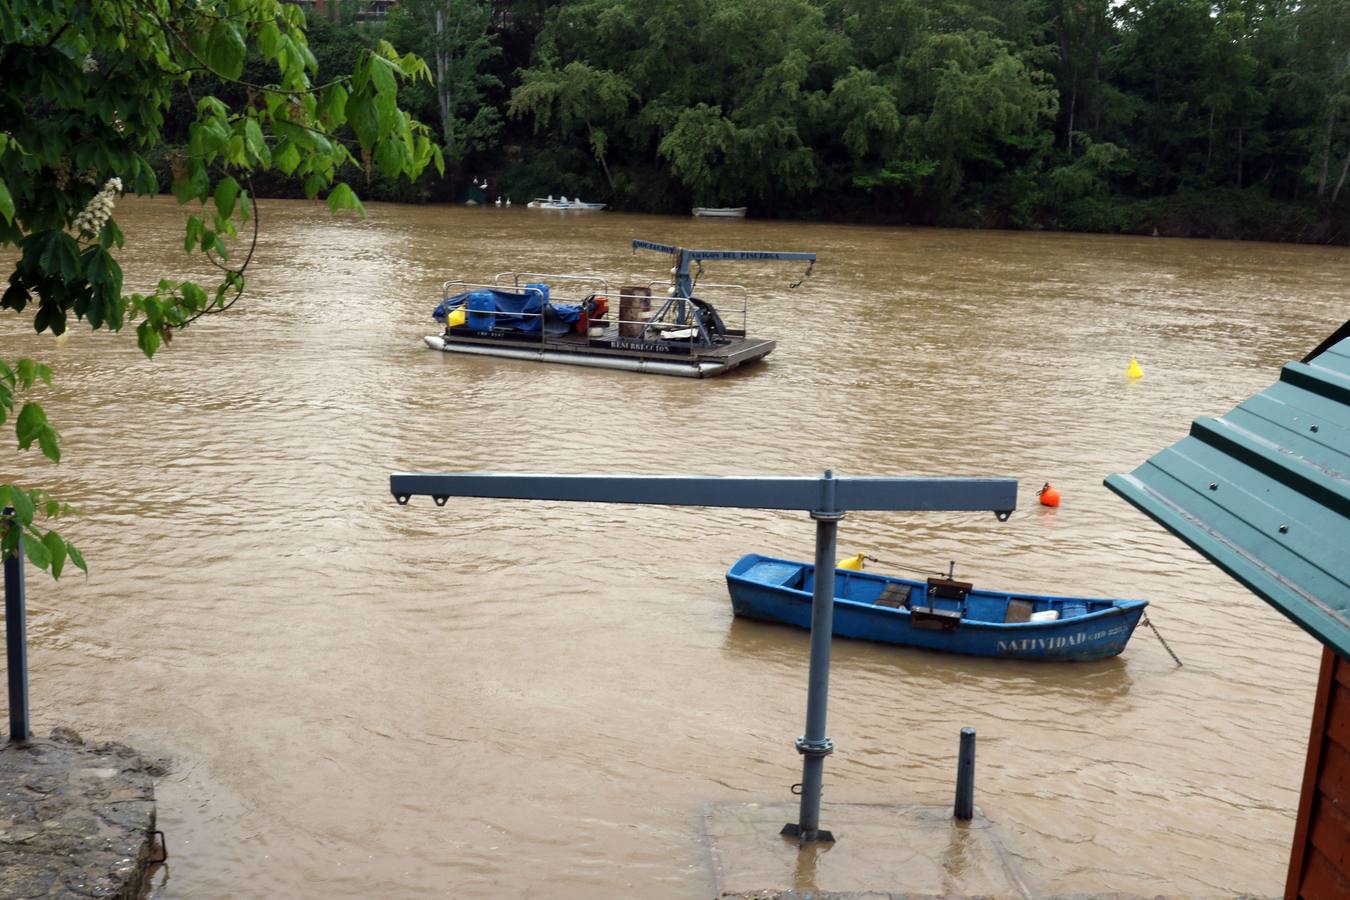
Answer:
[425,239,814,378]
[425,327,775,377]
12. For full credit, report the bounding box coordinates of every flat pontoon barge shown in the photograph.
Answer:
[425,239,816,378]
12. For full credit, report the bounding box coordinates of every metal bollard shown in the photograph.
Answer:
[954,727,975,820]
[4,510,30,743]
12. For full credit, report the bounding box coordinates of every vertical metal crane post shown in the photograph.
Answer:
[631,239,816,332]
[390,470,1016,843]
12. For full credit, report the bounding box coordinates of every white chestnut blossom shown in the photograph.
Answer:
[72,177,124,237]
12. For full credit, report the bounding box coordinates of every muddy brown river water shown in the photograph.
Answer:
[3,198,1348,897]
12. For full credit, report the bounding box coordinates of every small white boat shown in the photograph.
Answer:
[526,195,606,211]
[692,207,748,218]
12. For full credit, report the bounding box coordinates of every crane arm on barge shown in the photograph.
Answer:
[632,239,817,347]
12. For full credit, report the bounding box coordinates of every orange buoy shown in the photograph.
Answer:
[1037,482,1061,507]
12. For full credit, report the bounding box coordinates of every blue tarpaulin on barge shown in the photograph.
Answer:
[433,287,583,335]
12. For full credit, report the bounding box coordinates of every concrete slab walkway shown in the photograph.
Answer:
[707,801,1276,900]
[707,801,1033,899]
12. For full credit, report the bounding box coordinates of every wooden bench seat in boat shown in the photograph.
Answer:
[911,577,972,630]
[872,582,912,609]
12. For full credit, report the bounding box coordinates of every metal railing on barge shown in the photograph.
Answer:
[437,275,755,349]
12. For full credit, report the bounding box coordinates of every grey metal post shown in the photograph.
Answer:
[3,510,30,742]
[674,247,691,322]
[954,727,976,820]
[388,470,1018,846]
[782,471,840,844]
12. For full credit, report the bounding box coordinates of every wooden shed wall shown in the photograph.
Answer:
[1287,646,1350,899]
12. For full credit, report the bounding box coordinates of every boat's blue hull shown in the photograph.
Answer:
[726,553,1147,661]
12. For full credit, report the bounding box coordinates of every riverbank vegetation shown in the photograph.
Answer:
[228,0,1350,243]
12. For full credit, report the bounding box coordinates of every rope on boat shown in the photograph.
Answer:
[859,555,968,580]
[789,258,814,289]
[859,556,1183,666]
[1142,615,1183,667]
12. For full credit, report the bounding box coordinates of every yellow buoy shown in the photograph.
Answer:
[837,553,867,571]
[447,307,467,327]
[1126,357,1144,379]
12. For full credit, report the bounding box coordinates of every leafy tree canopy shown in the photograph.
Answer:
[386,0,503,165]
[1,0,442,575]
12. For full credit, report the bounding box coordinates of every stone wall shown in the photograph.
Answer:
[0,728,163,899]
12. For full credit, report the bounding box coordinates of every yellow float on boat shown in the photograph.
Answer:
[837,553,867,571]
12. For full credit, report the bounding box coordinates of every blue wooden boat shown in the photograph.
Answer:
[726,553,1148,661]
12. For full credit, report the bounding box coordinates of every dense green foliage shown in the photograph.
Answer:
[387,0,502,164]
[303,0,1348,240]
[2,0,439,574]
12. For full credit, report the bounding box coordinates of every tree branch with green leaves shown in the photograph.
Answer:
[1,0,443,578]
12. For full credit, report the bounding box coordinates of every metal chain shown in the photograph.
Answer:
[857,553,1182,667]
[1142,615,1183,667]
[789,259,814,288]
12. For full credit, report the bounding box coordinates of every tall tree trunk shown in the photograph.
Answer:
[1317,112,1335,198]
[434,8,453,159]
[1205,107,1214,174]
[1057,14,1077,156]
[586,120,616,196]
[433,2,470,164]
[1237,127,1244,188]
[1066,85,1077,155]
[1333,150,1350,204]
[1092,60,1102,132]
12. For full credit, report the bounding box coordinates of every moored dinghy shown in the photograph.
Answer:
[526,195,606,210]
[726,553,1147,661]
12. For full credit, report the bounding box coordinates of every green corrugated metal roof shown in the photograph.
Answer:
[1105,333,1350,656]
